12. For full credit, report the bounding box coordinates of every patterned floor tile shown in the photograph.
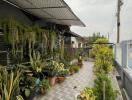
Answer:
[33,61,94,100]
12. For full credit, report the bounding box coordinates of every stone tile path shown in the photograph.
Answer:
[33,61,94,100]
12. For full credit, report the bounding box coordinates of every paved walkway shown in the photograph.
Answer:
[33,61,94,100]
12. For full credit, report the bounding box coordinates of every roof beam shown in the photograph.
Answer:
[24,6,67,9]
[45,18,78,20]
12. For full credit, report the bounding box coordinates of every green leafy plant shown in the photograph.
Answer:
[30,51,45,73]
[90,38,108,58]
[16,95,24,100]
[77,88,96,100]
[20,74,36,98]
[70,64,80,73]
[39,79,50,94]
[94,47,113,74]
[45,61,65,77]
[94,74,118,100]
[58,69,69,76]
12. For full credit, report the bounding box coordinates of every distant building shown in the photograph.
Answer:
[64,32,84,49]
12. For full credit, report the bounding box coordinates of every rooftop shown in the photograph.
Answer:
[4,0,85,27]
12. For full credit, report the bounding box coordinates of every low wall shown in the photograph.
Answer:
[115,61,132,99]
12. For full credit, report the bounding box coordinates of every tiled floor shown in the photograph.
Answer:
[33,61,94,100]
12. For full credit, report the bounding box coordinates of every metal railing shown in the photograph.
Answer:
[114,40,132,99]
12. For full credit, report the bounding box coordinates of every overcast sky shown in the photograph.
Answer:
[65,0,132,43]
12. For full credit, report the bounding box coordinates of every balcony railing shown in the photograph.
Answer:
[114,40,132,99]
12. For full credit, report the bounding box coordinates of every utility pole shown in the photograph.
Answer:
[117,0,123,43]
[108,33,109,41]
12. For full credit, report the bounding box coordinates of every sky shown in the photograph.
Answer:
[65,0,132,43]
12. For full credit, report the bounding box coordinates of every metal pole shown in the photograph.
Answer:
[117,0,123,43]
[117,0,120,43]
[103,81,106,100]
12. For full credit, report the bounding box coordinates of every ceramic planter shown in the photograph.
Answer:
[48,77,56,86]
[40,88,46,95]
[57,76,65,83]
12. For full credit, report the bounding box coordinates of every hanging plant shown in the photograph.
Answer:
[45,30,57,58]
[32,25,48,58]
[60,37,64,59]
[1,18,20,56]
[24,26,36,56]
[41,30,48,56]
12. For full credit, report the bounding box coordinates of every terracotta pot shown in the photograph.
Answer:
[78,62,83,68]
[57,76,65,83]
[48,77,56,86]
[70,70,75,75]
[40,88,46,95]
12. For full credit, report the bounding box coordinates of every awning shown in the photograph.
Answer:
[5,0,85,27]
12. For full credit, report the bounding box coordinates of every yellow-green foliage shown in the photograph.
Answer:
[78,88,96,100]
[0,66,22,100]
[90,38,108,58]
[30,51,45,73]
[94,47,113,74]
[94,73,118,100]
[70,65,80,73]
[90,38,113,74]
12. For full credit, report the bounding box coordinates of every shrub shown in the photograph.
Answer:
[70,65,80,73]
[94,47,113,74]
[90,38,109,58]
[94,74,118,100]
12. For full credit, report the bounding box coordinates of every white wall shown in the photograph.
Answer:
[71,37,83,48]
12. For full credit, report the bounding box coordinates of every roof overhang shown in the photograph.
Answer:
[64,31,83,38]
[4,0,85,27]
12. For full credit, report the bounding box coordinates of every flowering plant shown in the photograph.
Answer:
[45,61,65,77]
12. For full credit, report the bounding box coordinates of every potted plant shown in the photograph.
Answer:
[30,51,45,75]
[45,61,58,86]
[57,69,69,84]
[77,88,96,100]
[78,56,83,68]
[69,64,80,75]
[69,66,75,75]
[45,61,65,86]
[20,73,36,100]
[39,79,50,95]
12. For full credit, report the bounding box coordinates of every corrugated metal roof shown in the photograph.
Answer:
[5,0,85,27]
